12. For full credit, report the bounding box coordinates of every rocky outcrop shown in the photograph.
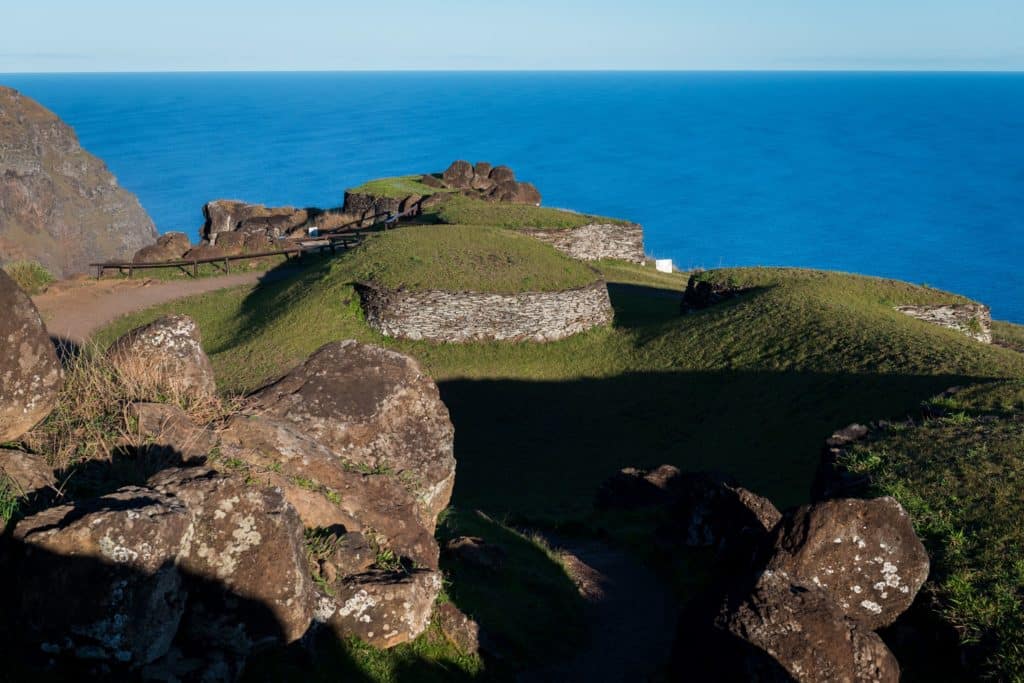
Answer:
[441,160,541,205]
[246,340,455,528]
[764,497,929,630]
[680,273,752,313]
[0,86,157,277]
[106,314,218,402]
[0,269,62,442]
[356,280,613,343]
[895,303,992,343]
[0,448,55,499]
[520,223,645,263]
[201,200,309,244]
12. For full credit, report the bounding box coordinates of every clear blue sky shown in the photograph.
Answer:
[3,0,1023,72]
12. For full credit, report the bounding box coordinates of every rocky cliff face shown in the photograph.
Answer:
[0,86,157,277]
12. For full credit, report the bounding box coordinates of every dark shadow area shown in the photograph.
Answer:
[439,369,992,521]
[49,335,82,366]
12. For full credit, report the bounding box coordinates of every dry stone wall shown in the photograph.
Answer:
[520,223,645,263]
[356,280,613,343]
[895,303,991,343]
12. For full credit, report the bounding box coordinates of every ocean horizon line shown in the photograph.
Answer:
[3,68,1024,76]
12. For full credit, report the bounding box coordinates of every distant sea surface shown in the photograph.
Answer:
[4,72,1022,321]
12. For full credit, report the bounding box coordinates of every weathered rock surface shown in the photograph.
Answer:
[521,223,645,263]
[714,569,899,682]
[147,467,314,644]
[0,86,158,277]
[106,314,217,402]
[356,280,613,344]
[127,402,216,461]
[436,602,481,655]
[219,413,440,569]
[201,200,308,244]
[0,448,55,498]
[895,303,992,343]
[321,569,442,649]
[12,487,191,666]
[764,497,929,630]
[247,340,455,529]
[0,269,62,442]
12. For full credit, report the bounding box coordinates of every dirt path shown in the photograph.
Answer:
[33,271,280,345]
[521,535,677,682]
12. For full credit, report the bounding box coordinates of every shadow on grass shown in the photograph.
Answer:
[439,368,994,521]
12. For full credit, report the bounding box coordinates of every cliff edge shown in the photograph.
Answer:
[0,85,157,277]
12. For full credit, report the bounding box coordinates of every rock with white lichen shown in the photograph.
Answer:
[107,314,217,402]
[763,496,929,631]
[318,569,442,649]
[11,487,191,666]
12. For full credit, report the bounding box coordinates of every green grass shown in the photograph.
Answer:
[839,381,1024,681]
[2,260,54,294]
[993,320,1024,352]
[91,251,1024,680]
[432,194,630,230]
[349,175,454,199]
[326,225,601,293]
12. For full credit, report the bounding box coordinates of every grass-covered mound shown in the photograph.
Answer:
[348,175,454,199]
[337,225,600,293]
[838,381,1024,680]
[431,194,629,230]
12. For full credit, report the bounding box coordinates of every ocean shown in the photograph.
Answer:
[4,72,1022,321]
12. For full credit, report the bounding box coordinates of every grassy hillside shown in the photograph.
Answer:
[96,259,1024,519]
[994,320,1024,352]
[839,381,1024,680]
[432,194,630,230]
[333,225,600,293]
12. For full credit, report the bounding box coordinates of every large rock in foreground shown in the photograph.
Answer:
[11,487,191,666]
[0,269,62,442]
[247,340,455,529]
[106,314,217,402]
[764,497,929,630]
[0,86,157,277]
[713,569,899,682]
[147,467,315,645]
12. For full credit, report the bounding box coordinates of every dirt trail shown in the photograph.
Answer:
[33,271,278,345]
[521,535,677,682]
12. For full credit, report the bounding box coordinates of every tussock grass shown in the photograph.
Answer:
[840,381,1024,680]
[22,345,227,488]
[432,194,630,230]
[2,260,54,295]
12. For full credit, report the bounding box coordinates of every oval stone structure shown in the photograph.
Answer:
[0,269,62,442]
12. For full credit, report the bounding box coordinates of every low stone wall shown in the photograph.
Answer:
[355,280,613,343]
[895,303,992,343]
[520,223,645,263]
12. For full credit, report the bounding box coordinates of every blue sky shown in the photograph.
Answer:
[3,0,1023,72]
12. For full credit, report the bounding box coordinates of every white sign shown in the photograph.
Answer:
[655,259,673,273]
[307,226,320,237]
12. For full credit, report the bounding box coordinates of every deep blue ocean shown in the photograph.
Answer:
[4,72,1022,321]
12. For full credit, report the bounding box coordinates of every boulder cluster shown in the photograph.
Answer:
[439,160,542,205]
[596,465,929,682]
[0,274,457,679]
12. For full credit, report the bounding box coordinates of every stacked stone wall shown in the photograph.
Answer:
[520,223,644,263]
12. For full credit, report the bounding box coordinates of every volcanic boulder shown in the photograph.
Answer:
[201,200,308,243]
[0,269,62,442]
[106,314,217,402]
[11,487,192,666]
[246,340,456,530]
[712,569,899,682]
[764,497,930,630]
[0,449,55,499]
